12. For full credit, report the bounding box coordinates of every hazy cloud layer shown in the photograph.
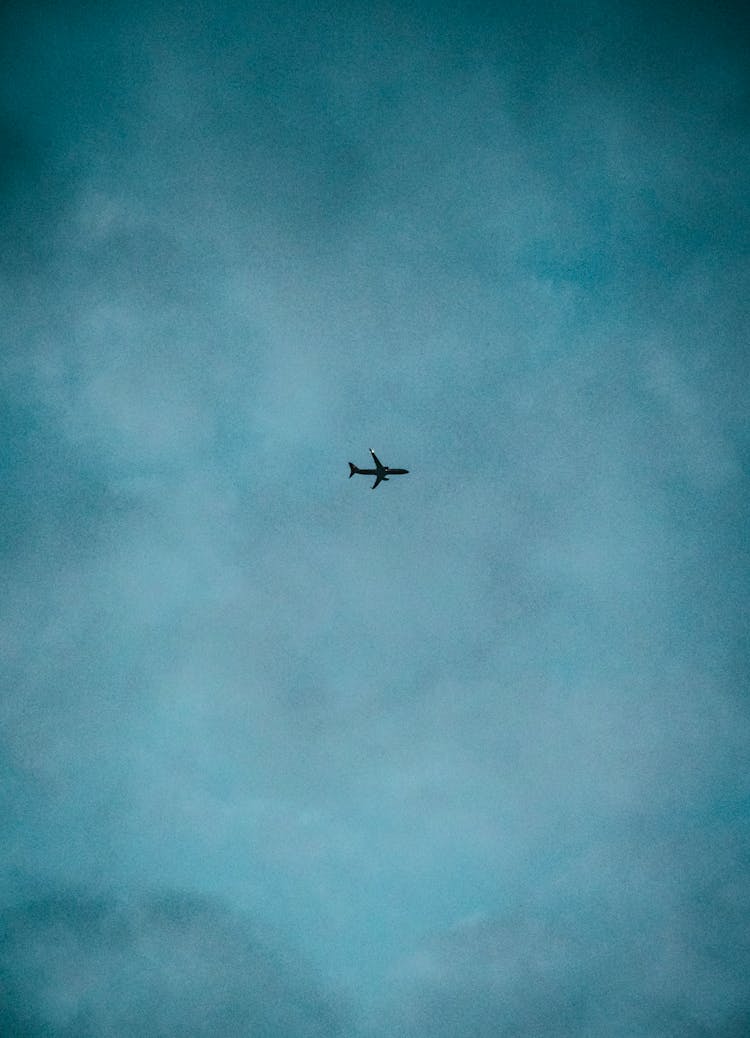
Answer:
[1,1,748,1034]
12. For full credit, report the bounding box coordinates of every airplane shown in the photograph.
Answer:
[348,449,409,489]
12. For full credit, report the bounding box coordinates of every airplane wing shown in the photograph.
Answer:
[370,449,385,470]
[371,474,385,489]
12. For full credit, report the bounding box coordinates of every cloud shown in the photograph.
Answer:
[385,827,750,1036]
[0,889,349,1038]
[0,0,748,1032]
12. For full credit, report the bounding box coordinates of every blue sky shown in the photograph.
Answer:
[1,2,749,1035]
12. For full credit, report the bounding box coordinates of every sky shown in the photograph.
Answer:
[1,1,749,1034]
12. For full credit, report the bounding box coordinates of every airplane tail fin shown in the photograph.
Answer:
[348,462,358,478]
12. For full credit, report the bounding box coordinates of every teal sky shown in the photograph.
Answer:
[2,2,749,1035]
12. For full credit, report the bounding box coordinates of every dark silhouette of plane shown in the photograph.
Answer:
[348,449,409,489]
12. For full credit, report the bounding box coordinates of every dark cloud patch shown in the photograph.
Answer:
[0,890,349,1038]
[0,4,151,279]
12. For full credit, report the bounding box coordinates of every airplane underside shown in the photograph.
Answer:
[348,450,409,489]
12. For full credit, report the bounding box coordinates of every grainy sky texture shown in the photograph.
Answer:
[1,1,749,1035]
